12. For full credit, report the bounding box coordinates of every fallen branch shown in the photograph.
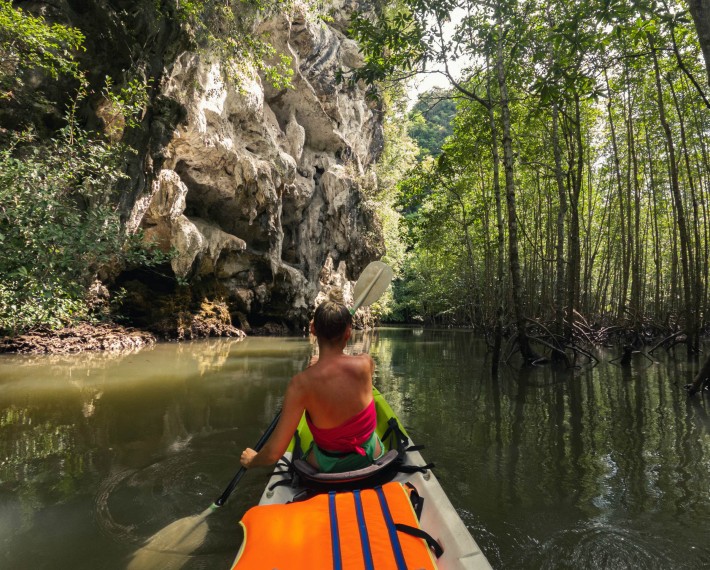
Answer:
[648,331,685,355]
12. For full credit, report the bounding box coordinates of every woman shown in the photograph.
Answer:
[240,289,383,472]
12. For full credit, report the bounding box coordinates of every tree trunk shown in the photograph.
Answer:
[649,33,697,355]
[690,103,710,324]
[669,78,703,353]
[644,124,663,316]
[626,88,643,328]
[487,59,506,374]
[495,32,538,364]
[688,0,710,88]
[604,70,630,320]
[566,93,583,342]
[551,102,568,353]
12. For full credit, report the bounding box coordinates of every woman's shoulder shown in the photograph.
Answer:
[353,352,374,365]
[346,352,375,375]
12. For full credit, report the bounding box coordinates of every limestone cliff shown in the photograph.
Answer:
[128,5,384,333]
[12,1,385,334]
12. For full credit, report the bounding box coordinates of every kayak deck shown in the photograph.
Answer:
[252,389,493,570]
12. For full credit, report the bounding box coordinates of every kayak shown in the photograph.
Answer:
[231,388,493,569]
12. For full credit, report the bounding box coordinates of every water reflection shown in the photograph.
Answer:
[1,329,710,569]
[0,337,312,570]
[372,328,710,569]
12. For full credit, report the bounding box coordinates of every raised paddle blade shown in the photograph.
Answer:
[351,261,394,313]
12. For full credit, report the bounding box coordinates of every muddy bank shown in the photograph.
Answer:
[0,323,158,355]
[0,299,247,354]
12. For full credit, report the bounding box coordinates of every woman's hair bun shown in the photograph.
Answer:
[326,287,345,305]
[313,287,351,340]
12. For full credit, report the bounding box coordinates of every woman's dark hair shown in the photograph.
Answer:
[313,288,352,341]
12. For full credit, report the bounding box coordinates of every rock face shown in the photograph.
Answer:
[123,3,384,333]
[6,1,384,334]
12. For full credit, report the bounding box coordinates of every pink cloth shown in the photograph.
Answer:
[306,400,377,456]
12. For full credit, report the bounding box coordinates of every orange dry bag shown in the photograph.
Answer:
[231,482,440,570]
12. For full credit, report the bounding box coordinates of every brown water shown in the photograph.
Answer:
[1,328,710,569]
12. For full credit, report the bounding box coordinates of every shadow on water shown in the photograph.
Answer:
[3,330,710,569]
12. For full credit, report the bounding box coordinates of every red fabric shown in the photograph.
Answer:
[306,399,377,456]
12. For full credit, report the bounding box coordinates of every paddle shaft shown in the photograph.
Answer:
[213,409,282,507]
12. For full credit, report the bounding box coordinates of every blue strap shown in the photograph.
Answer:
[329,492,342,570]
[353,490,375,570]
[375,486,408,570]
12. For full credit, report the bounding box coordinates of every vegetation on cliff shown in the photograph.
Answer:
[0,0,319,343]
[1,2,150,336]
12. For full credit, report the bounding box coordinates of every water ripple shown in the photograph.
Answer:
[528,521,673,570]
[94,454,222,546]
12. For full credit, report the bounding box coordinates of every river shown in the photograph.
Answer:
[1,327,709,569]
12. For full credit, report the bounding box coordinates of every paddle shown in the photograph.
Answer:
[214,408,282,506]
[351,261,394,315]
[128,261,393,562]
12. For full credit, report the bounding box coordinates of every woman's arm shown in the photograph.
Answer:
[240,375,306,468]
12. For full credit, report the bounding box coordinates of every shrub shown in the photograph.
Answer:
[0,121,167,335]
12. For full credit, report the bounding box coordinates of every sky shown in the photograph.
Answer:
[406,8,467,107]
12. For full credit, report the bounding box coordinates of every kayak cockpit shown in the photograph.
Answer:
[245,389,495,569]
[266,390,432,493]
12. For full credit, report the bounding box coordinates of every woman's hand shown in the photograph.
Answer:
[240,447,257,468]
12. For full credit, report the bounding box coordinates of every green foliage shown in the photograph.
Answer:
[102,76,151,132]
[0,1,177,336]
[408,88,456,159]
[345,3,428,96]
[176,0,296,89]
[370,83,418,320]
[359,0,710,334]
[0,0,85,100]
[0,115,170,335]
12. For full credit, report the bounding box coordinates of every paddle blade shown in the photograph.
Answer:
[127,508,212,568]
[352,261,394,312]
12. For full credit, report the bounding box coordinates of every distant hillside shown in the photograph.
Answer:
[408,88,456,159]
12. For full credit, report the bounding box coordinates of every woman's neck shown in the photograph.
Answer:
[317,339,347,359]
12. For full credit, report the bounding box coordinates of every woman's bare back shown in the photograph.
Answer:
[298,352,374,429]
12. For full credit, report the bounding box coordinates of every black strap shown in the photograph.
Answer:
[404,482,424,520]
[382,418,409,452]
[398,462,435,474]
[406,444,426,452]
[289,489,313,503]
[275,456,293,469]
[268,478,294,491]
[269,457,293,480]
[394,523,444,558]
[317,447,354,458]
[293,430,303,461]
[381,424,395,448]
